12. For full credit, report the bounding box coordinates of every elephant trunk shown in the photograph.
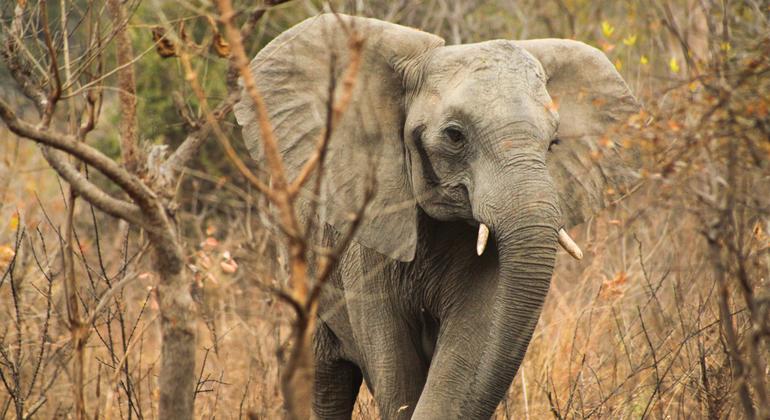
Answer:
[466,168,560,418]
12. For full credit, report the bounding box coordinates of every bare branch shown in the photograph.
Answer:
[84,252,149,330]
[289,32,364,196]
[107,0,140,173]
[41,148,145,226]
[1,15,48,111]
[162,91,239,175]
[177,51,274,201]
[0,98,157,214]
[217,0,290,200]
[239,0,295,38]
[38,1,62,129]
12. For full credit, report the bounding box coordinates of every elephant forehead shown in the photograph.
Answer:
[426,41,547,88]
[420,42,556,134]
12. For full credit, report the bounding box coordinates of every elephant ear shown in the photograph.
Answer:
[513,39,640,228]
[234,14,444,261]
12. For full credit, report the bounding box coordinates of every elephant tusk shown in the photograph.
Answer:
[477,223,490,256]
[558,228,583,260]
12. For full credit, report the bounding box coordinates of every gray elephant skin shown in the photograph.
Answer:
[235,13,638,420]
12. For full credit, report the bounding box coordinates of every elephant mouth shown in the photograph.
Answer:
[474,222,583,260]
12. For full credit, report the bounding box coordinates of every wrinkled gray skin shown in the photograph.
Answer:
[235,14,638,420]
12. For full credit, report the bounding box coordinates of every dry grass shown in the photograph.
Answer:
[502,194,734,419]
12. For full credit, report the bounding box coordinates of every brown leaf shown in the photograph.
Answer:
[599,271,628,299]
[220,259,238,274]
[151,26,177,58]
[200,237,219,251]
[598,39,616,53]
[667,119,682,132]
[598,135,614,149]
[0,245,15,273]
[212,33,231,58]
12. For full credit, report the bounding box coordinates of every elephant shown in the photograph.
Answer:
[234,13,639,420]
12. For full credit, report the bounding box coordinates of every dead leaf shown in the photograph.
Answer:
[598,39,615,53]
[598,136,614,149]
[201,237,219,250]
[220,259,238,274]
[599,271,628,299]
[667,119,682,132]
[9,212,19,230]
[610,271,628,286]
[151,26,177,58]
[212,33,231,58]
[0,245,15,272]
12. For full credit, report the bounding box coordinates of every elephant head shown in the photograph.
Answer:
[235,13,638,418]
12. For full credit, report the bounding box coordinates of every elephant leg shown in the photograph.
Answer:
[364,335,428,420]
[313,358,363,420]
[346,306,429,419]
[342,247,429,419]
[312,320,362,419]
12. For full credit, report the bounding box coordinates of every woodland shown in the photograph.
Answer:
[0,0,768,418]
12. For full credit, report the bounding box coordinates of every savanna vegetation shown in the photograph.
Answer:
[0,0,768,418]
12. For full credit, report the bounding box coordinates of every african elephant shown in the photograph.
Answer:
[234,13,638,420]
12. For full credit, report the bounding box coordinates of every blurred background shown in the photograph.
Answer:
[1,0,768,418]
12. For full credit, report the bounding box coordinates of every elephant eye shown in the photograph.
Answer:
[444,127,465,144]
[548,138,561,151]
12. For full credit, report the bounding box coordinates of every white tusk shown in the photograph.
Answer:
[477,223,490,256]
[558,228,583,260]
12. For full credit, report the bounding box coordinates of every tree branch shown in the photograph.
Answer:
[107,0,140,172]
[162,91,239,174]
[1,1,48,113]
[176,51,274,201]
[40,148,145,227]
[0,97,157,213]
[217,0,290,199]
[239,0,294,38]
[288,32,363,196]
[38,0,62,129]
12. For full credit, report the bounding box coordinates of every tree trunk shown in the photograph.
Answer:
[152,230,197,419]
